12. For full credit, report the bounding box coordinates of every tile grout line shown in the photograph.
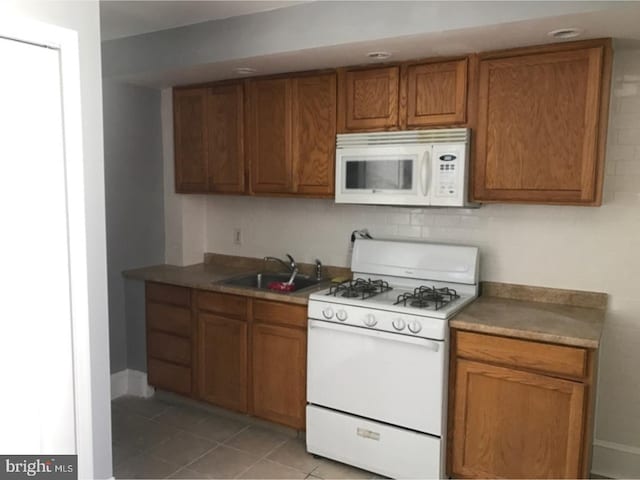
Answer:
[231,436,291,480]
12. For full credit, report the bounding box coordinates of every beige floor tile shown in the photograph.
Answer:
[238,459,307,479]
[305,475,322,480]
[311,458,373,480]
[146,431,216,467]
[112,442,143,468]
[114,452,180,479]
[267,438,322,474]
[167,467,214,479]
[188,445,259,478]
[114,418,180,453]
[113,396,172,419]
[183,414,249,443]
[224,426,288,457]
[154,405,209,430]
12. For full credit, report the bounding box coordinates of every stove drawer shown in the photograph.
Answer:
[455,330,587,379]
[306,405,441,479]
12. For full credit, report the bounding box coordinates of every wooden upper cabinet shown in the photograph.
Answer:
[402,58,468,127]
[247,78,293,193]
[473,40,611,205]
[174,89,208,192]
[452,359,586,479]
[206,83,245,193]
[292,73,337,195]
[339,66,399,131]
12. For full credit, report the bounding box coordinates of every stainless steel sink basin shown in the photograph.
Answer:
[223,272,321,292]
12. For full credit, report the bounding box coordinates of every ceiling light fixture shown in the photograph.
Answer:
[233,67,257,75]
[366,51,392,60]
[548,28,583,39]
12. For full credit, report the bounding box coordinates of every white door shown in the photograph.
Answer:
[0,36,76,453]
[307,319,446,435]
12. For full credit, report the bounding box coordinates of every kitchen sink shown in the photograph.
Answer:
[223,272,322,292]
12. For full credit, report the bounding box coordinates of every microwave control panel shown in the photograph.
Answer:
[431,144,468,206]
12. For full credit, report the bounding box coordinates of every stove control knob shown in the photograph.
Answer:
[322,307,334,319]
[336,310,348,321]
[363,314,377,327]
[392,318,406,331]
[408,320,422,334]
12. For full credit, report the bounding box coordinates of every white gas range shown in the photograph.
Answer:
[306,238,479,479]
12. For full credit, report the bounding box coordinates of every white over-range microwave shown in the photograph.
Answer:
[335,128,476,207]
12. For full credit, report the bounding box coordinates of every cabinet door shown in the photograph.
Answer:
[341,66,399,131]
[207,83,245,193]
[174,88,208,192]
[252,323,306,429]
[451,359,586,479]
[474,45,608,204]
[247,78,293,193]
[403,58,467,127]
[292,73,337,195]
[198,313,247,412]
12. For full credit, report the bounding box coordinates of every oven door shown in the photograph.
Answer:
[307,319,446,435]
[335,145,431,205]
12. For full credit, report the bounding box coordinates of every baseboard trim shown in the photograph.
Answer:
[110,369,154,399]
[592,439,640,479]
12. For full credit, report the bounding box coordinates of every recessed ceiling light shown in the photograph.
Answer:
[233,67,257,75]
[548,28,583,39]
[366,51,392,60]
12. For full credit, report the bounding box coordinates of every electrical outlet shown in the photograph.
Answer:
[233,228,242,245]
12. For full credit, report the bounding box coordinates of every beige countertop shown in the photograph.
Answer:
[122,256,343,306]
[450,282,607,349]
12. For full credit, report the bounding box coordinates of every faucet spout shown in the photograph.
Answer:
[263,254,297,273]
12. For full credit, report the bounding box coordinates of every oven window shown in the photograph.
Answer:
[345,159,413,190]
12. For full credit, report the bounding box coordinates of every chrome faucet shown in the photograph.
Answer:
[315,259,323,280]
[264,254,297,273]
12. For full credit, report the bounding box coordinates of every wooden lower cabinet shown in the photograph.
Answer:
[252,323,307,429]
[145,282,195,396]
[449,330,596,479]
[198,312,248,412]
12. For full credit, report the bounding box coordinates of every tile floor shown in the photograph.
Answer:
[112,395,378,479]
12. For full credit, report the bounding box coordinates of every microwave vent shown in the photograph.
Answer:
[337,128,470,148]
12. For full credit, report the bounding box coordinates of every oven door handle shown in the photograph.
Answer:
[308,319,441,351]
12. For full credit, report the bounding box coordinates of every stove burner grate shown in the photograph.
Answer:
[394,286,459,310]
[326,277,392,300]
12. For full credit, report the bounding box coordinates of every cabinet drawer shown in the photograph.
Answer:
[148,331,191,366]
[147,358,191,395]
[253,300,307,328]
[455,330,587,379]
[197,290,247,318]
[147,303,192,337]
[146,282,191,307]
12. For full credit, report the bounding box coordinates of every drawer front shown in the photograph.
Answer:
[147,302,192,337]
[147,358,191,395]
[455,330,588,379]
[197,290,247,319]
[146,282,191,307]
[253,299,307,328]
[148,331,191,366]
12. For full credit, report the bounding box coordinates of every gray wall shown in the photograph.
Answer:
[103,80,164,373]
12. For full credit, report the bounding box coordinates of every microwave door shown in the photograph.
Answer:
[336,147,429,206]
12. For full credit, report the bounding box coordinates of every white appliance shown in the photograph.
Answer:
[306,239,479,479]
[335,129,475,207]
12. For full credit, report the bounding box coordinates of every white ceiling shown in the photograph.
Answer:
[99,1,307,41]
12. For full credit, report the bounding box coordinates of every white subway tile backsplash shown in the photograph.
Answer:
[396,225,421,238]
[617,129,640,145]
